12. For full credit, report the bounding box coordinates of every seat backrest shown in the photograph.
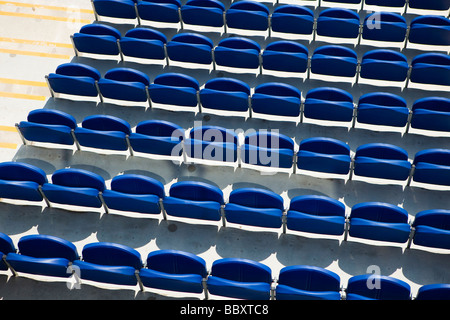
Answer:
[17,234,78,261]
[299,137,350,156]
[412,53,450,67]
[0,161,47,185]
[110,174,165,198]
[93,0,138,19]
[81,115,131,134]
[146,249,207,277]
[78,23,122,39]
[254,82,302,99]
[346,274,411,300]
[416,284,450,300]
[169,181,224,204]
[51,168,106,191]
[217,37,261,52]
[153,73,200,90]
[358,92,407,109]
[289,195,346,217]
[313,45,358,59]
[408,0,450,10]
[362,49,407,63]
[228,0,269,15]
[124,27,167,43]
[244,131,295,150]
[27,109,77,130]
[211,258,272,283]
[412,97,450,113]
[228,188,284,210]
[203,77,251,95]
[306,87,353,104]
[189,126,238,144]
[364,0,406,7]
[103,68,150,86]
[413,149,450,166]
[81,242,142,269]
[264,40,309,55]
[170,33,214,48]
[135,120,184,139]
[54,63,101,81]
[355,143,408,161]
[0,232,15,255]
[350,202,409,223]
[278,265,341,292]
[412,209,450,230]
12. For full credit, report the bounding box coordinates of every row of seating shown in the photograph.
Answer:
[1,161,449,251]
[1,232,449,299]
[71,25,450,88]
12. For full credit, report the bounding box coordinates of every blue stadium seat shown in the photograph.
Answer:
[359,49,409,82]
[206,258,272,299]
[286,195,346,236]
[73,242,142,286]
[136,0,182,25]
[5,234,79,278]
[412,149,450,186]
[251,82,302,118]
[17,109,78,146]
[408,0,450,11]
[180,0,226,29]
[92,0,137,20]
[345,202,411,244]
[408,16,450,46]
[74,115,132,152]
[213,37,261,70]
[409,97,450,133]
[355,92,409,128]
[139,250,208,294]
[101,174,165,215]
[148,73,199,108]
[166,33,214,65]
[303,87,354,123]
[225,1,270,32]
[0,162,48,203]
[41,168,106,208]
[364,0,406,8]
[119,27,167,61]
[409,53,450,87]
[270,5,315,36]
[98,68,150,102]
[361,12,407,43]
[322,0,362,5]
[316,8,361,39]
[261,41,309,74]
[240,131,295,169]
[346,274,411,300]
[296,137,352,175]
[72,24,121,56]
[416,284,450,300]
[224,188,285,229]
[410,209,450,250]
[276,265,342,300]
[310,45,358,78]
[184,126,238,163]
[352,143,412,181]
[128,120,185,156]
[199,77,251,113]
[0,233,16,271]
[162,181,224,221]
[47,63,101,98]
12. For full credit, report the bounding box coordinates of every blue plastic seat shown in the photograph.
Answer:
[364,0,406,8]
[224,188,285,229]
[184,126,238,163]
[356,92,409,128]
[310,45,358,78]
[92,0,137,19]
[136,0,182,24]
[73,242,142,286]
[359,49,409,82]
[412,149,450,186]
[270,5,314,36]
[199,77,251,113]
[166,33,214,65]
[410,53,450,87]
[206,258,272,299]
[41,168,106,208]
[361,12,407,43]
[0,233,16,271]
[139,250,208,294]
[162,181,224,221]
[323,0,362,5]
[98,68,150,102]
[74,115,131,152]
[346,274,411,300]
[316,8,361,39]
[47,63,101,98]
[410,97,450,133]
[410,209,450,250]
[353,143,412,181]
[213,37,261,70]
[72,24,121,56]
[409,16,450,46]
[296,137,352,175]
[225,1,270,31]
[102,174,165,215]
[129,120,184,156]
[262,41,309,74]
[251,82,302,118]
[408,0,450,11]
[286,195,346,236]
[5,234,79,278]
[346,202,411,244]
[17,109,78,146]
[0,162,48,203]
[276,265,341,300]
[303,87,354,122]
[416,284,450,300]
[148,73,199,108]
[241,131,295,169]
[180,0,225,28]
[119,28,167,61]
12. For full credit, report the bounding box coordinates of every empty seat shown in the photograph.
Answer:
[345,202,411,244]
[303,87,354,122]
[163,181,224,221]
[361,12,407,43]
[139,250,208,294]
[41,168,106,208]
[270,5,315,36]
[359,49,409,82]
[416,284,450,300]
[101,174,165,215]
[310,45,358,78]
[224,188,284,229]
[166,33,214,65]
[225,1,270,32]
[72,24,121,56]
[410,97,450,133]
[408,16,450,46]
[92,0,137,20]
[213,37,261,70]
[286,195,346,236]
[316,8,361,39]
[410,209,450,250]
[119,28,167,61]
[241,131,295,169]
[364,0,406,8]
[261,41,309,74]
[206,258,272,299]
[47,63,101,98]
[180,0,225,29]
[346,274,411,300]
[410,53,450,87]
[322,0,362,5]
[136,0,182,24]
[352,143,412,181]
[148,73,199,108]
[408,0,450,11]
[276,265,341,300]
[412,149,450,186]
[128,120,185,156]
[17,109,78,146]
[0,233,16,271]
[73,242,142,286]
[74,115,131,152]
[5,234,79,278]
[98,68,150,102]
[251,82,302,118]
[0,162,48,203]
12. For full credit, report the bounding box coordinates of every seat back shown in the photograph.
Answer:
[362,12,407,43]
[412,209,450,231]
[409,16,450,46]
[17,234,78,261]
[73,24,121,55]
[81,242,142,269]
[262,41,309,73]
[110,174,165,198]
[316,8,361,39]
[346,274,411,300]
[0,162,47,185]
[360,49,409,82]
[120,27,167,60]
[199,77,251,112]
[310,45,358,77]
[228,188,284,211]
[146,250,207,277]
[93,0,137,19]
[271,5,314,35]
[278,265,341,292]
[355,143,408,161]
[181,0,225,28]
[350,202,409,223]
[410,53,450,86]
[303,87,354,122]
[416,284,450,300]
[81,115,131,134]
[226,0,270,31]
[357,92,409,127]
[214,37,261,69]
[299,137,350,156]
[168,181,224,204]
[167,33,214,64]
[50,168,106,191]
[289,195,346,218]
[210,258,272,284]
[136,0,182,23]
[251,82,302,117]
